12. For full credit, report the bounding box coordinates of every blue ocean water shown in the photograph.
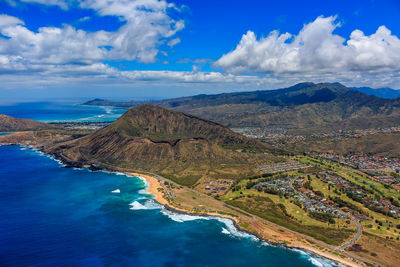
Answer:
[0,102,340,266]
[0,101,125,122]
[0,146,340,267]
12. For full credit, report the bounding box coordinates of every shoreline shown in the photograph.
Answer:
[2,144,364,267]
[128,171,362,267]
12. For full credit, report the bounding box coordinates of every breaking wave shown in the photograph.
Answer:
[216,217,258,241]
[293,249,343,267]
[160,209,208,223]
[129,199,163,210]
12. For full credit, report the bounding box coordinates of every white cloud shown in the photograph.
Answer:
[215,16,400,78]
[0,14,24,27]
[0,0,184,67]
[168,37,181,47]
[20,0,69,9]
[1,11,400,93]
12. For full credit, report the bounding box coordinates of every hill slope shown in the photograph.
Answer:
[48,105,275,185]
[0,114,49,132]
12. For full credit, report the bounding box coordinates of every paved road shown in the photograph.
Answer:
[338,214,363,251]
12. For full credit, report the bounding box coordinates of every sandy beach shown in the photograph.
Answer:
[127,171,363,267]
[128,172,169,205]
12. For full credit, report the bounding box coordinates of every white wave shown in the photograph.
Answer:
[129,199,163,210]
[216,217,258,241]
[103,106,113,114]
[143,199,163,209]
[44,154,65,167]
[160,207,258,241]
[138,189,150,195]
[261,241,270,246]
[135,175,149,188]
[134,175,150,195]
[161,209,208,222]
[111,189,120,194]
[129,201,148,210]
[293,249,342,267]
[309,256,341,267]
[221,228,230,235]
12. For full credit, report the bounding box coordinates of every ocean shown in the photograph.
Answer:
[0,101,125,122]
[0,102,340,266]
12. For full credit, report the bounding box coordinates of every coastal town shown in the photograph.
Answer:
[232,126,400,149]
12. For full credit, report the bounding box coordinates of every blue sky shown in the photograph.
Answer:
[0,0,400,100]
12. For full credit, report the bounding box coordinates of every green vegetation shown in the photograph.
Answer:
[226,196,353,245]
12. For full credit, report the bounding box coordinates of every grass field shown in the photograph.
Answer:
[225,196,353,245]
[347,232,400,267]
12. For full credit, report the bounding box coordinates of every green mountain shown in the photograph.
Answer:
[48,105,275,185]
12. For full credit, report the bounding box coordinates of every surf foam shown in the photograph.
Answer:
[216,217,258,241]
[293,248,342,267]
[129,199,163,210]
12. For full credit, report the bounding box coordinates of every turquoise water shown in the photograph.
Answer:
[0,101,125,122]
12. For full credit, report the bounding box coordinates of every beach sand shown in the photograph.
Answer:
[128,172,169,205]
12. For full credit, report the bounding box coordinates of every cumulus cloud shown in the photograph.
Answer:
[0,14,24,27]
[0,0,184,68]
[1,11,400,92]
[215,16,400,77]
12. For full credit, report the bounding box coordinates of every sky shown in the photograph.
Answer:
[0,0,400,100]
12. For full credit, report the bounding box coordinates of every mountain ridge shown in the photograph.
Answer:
[0,114,49,132]
[48,104,275,185]
[82,82,400,133]
[352,87,400,99]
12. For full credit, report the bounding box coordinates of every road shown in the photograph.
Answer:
[338,214,363,251]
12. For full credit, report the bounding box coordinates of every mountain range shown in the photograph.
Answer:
[84,83,400,134]
[352,87,400,99]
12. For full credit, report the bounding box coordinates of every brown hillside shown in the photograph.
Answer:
[0,114,49,132]
[48,105,275,185]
